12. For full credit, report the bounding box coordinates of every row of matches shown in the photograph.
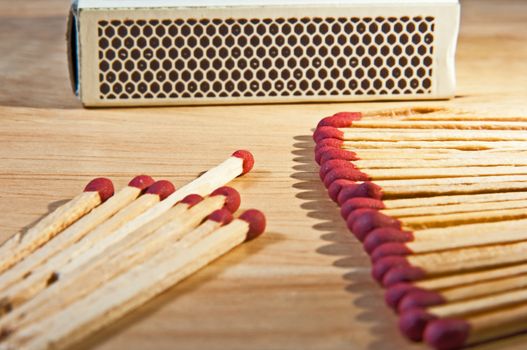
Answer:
[0,150,265,350]
[313,110,527,350]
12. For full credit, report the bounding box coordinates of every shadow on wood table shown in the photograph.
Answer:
[291,134,419,350]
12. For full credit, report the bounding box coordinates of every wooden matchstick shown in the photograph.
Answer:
[0,180,175,312]
[340,119,527,130]
[0,210,266,350]
[424,303,527,349]
[0,176,153,295]
[317,127,527,142]
[397,273,527,313]
[0,178,114,274]
[385,263,527,310]
[0,188,240,330]
[353,157,527,169]
[373,241,527,288]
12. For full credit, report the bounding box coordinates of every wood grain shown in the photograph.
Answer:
[0,0,526,349]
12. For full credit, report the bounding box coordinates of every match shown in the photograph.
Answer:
[423,303,527,349]
[373,240,527,287]
[0,179,177,312]
[399,288,527,342]
[0,210,266,350]
[0,176,152,293]
[0,177,114,274]
[386,262,527,310]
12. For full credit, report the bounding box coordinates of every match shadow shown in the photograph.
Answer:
[290,134,418,350]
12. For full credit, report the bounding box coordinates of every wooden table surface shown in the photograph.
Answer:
[1,0,527,349]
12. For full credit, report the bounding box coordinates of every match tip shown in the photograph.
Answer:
[180,194,204,208]
[145,180,176,200]
[313,126,344,143]
[372,256,411,282]
[327,179,355,202]
[353,213,402,244]
[317,112,362,128]
[340,197,385,222]
[128,175,155,191]
[371,242,413,263]
[319,159,355,181]
[337,181,383,205]
[399,309,437,342]
[84,178,114,202]
[211,186,241,213]
[208,209,234,225]
[399,290,446,313]
[239,209,266,241]
[232,150,254,175]
[424,319,470,350]
[319,148,358,164]
[385,284,423,310]
[364,227,414,254]
[383,265,427,288]
[324,168,369,188]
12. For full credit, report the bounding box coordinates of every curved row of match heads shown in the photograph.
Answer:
[314,112,471,350]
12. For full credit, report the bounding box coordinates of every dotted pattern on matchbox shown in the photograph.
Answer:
[97,17,435,100]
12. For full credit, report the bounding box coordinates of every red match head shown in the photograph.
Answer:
[363,228,413,254]
[424,318,470,350]
[385,283,425,310]
[232,150,254,175]
[84,178,114,202]
[399,309,438,342]
[208,209,234,225]
[180,194,204,208]
[398,290,446,313]
[319,159,355,181]
[383,265,427,288]
[346,208,377,239]
[211,186,241,213]
[319,148,358,164]
[352,212,402,243]
[128,175,155,191]
[239,209,266,241]
[328,179,356,202]
[315,137,344,150]
[317,112,362,128]
[340,198,385,221]
[313,126,344,143]
[337,181,383,205]
[324,168,369,188]
[145,180,176,200]
[371,242,414,263]
[372,256,411,282]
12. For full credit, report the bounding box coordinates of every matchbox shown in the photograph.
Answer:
[68,0,460,107]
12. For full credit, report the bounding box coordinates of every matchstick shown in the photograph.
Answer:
[0,188,240,329]
[397,273,527,313]
[0,179,175,312]
[385,263,527,309]
[424,303,527,349]
[399,288,527,343]
[0,178,114,274]
[315,146,527,164]
[334,119,527,130]
[373,240,527,287]
[0,210,266,350]
[0,176,153,295]
[315,126,527,142]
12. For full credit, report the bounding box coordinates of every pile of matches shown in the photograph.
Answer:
[0,150,266,350]
[314,110,527,350]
